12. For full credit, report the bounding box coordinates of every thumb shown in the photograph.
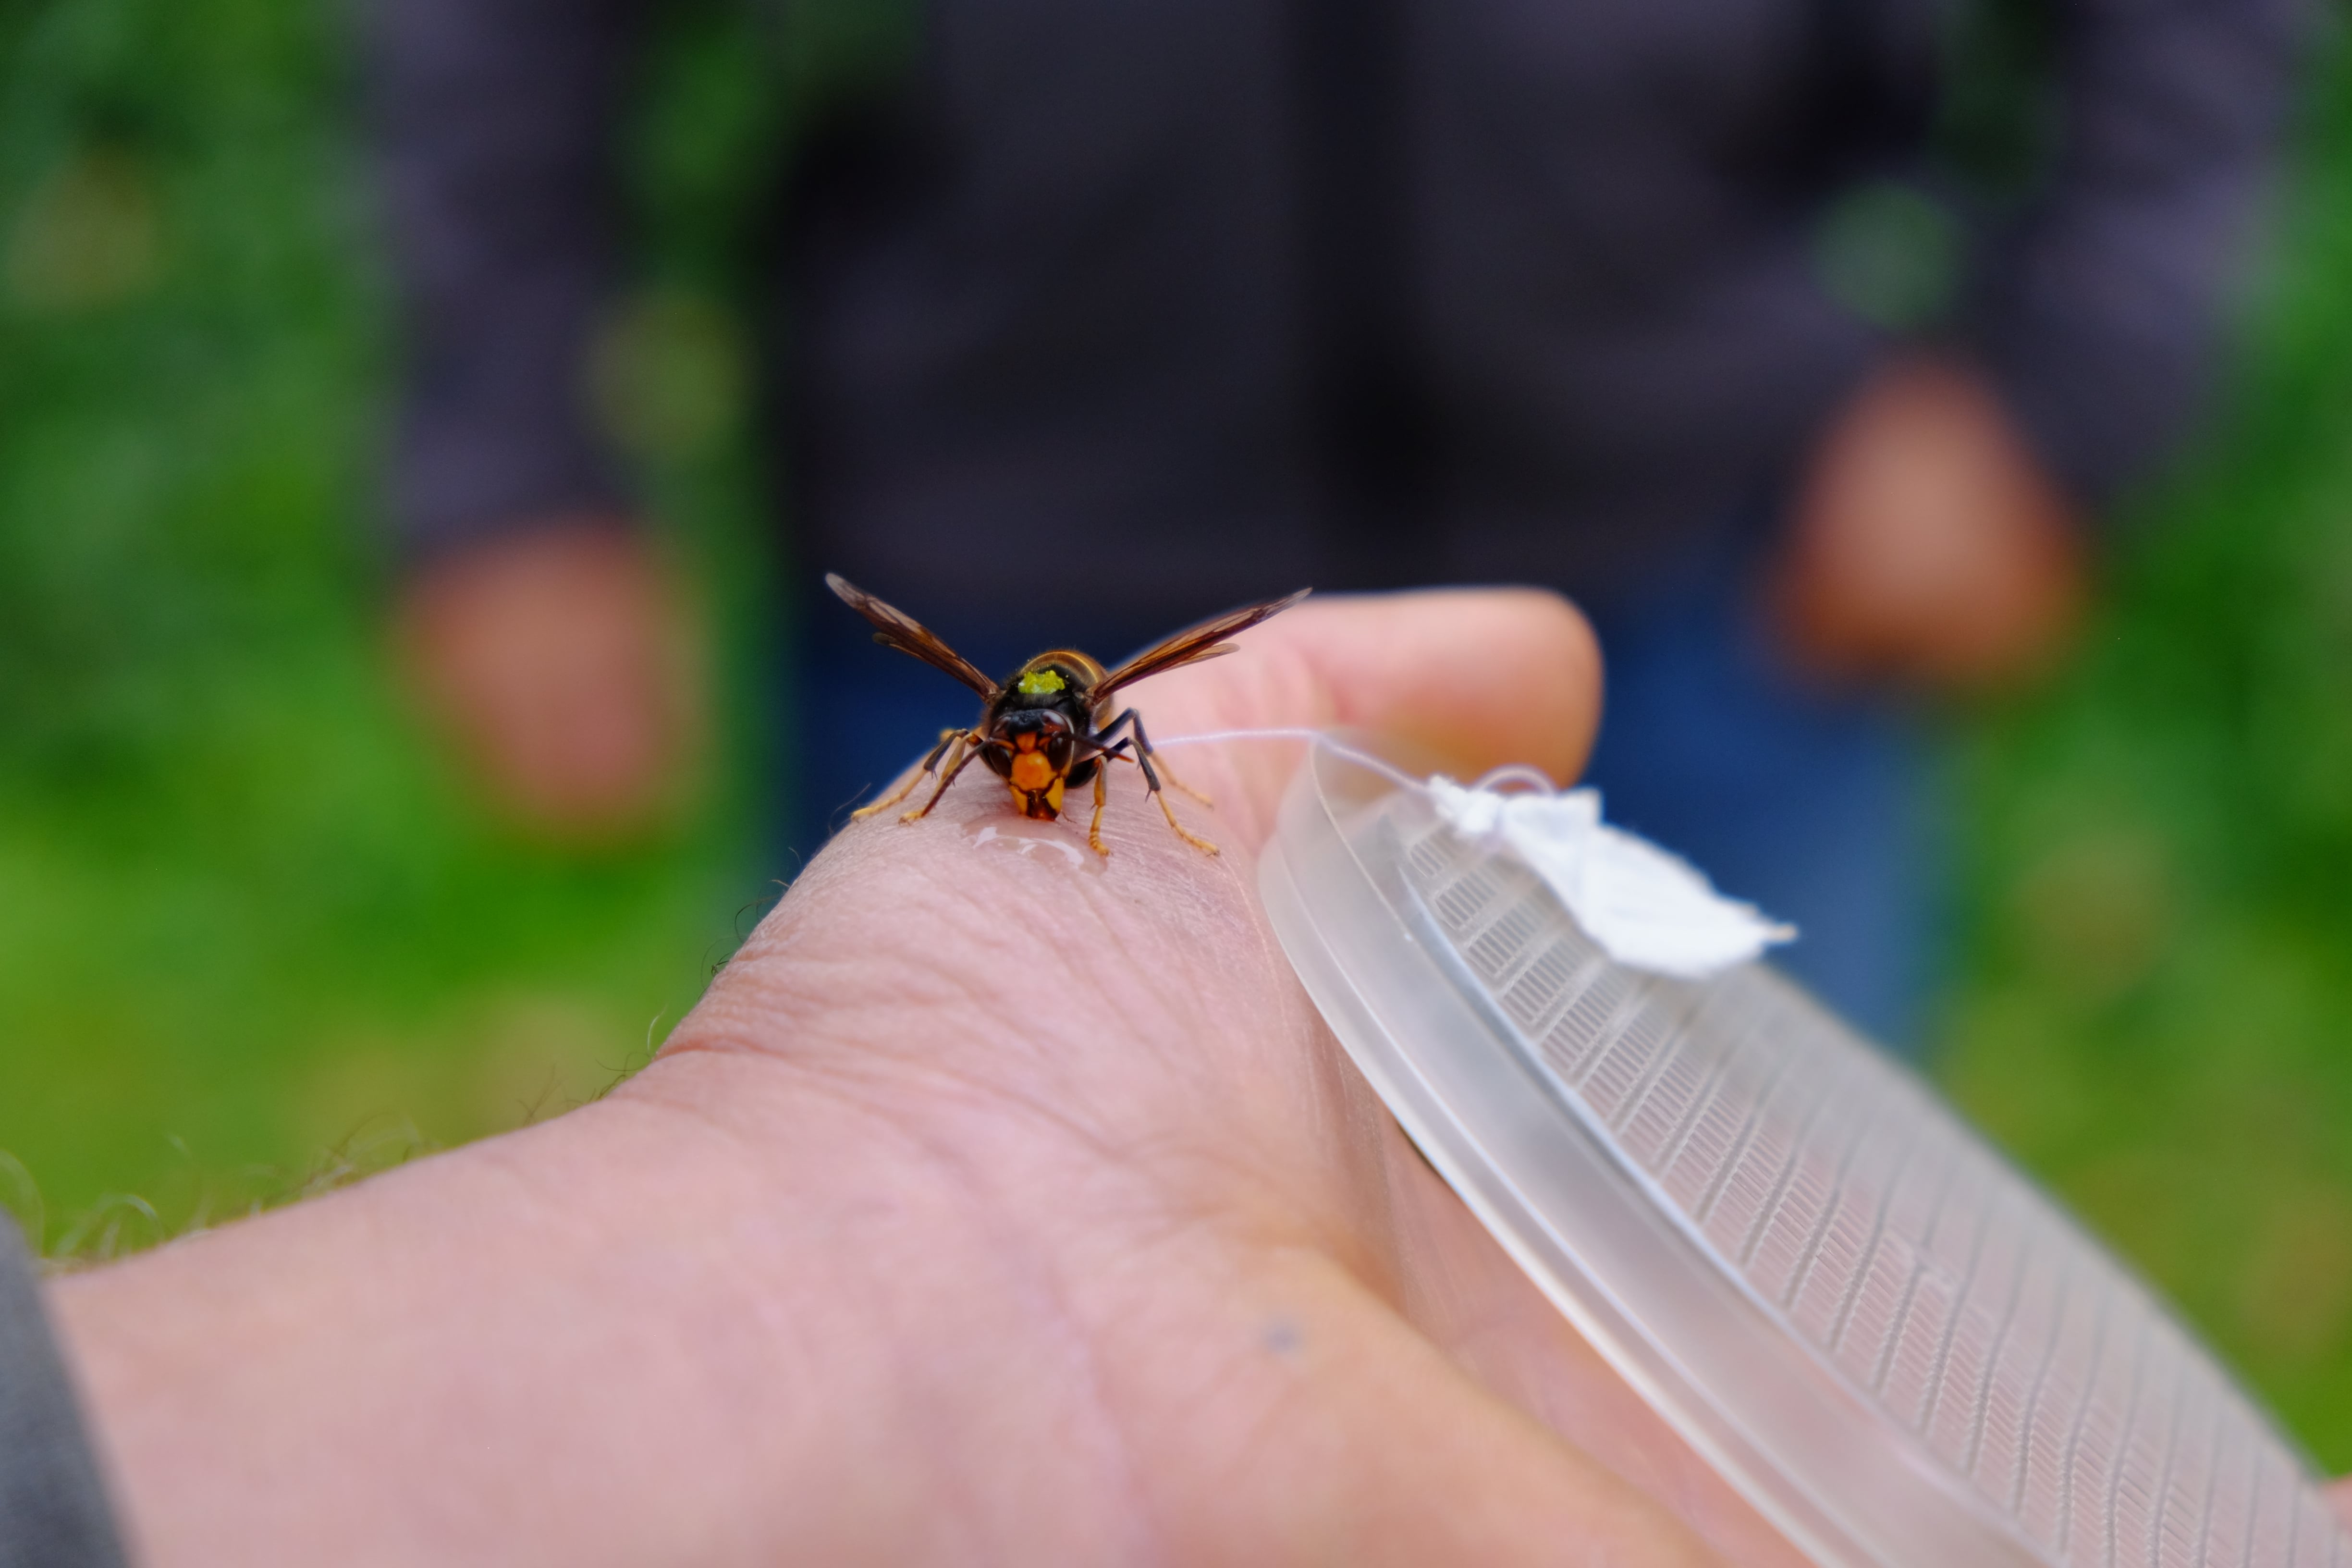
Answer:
[1126,588,1605,852]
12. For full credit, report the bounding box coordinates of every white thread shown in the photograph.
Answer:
[1152,725,1795,978]
[1148,727,1427,791]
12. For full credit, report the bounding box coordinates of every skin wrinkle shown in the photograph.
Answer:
[1062,1238,1397,1555]
[947,1194,1178,1564]
[745,1171,996,1558]
[703,932,1226,1204]
[876,1038,1376,1306]
[840,1147,1163,1561]
[619,1053,1164,1561]
[711,825,1236,1070]
[449,1112,635,1255]
[654,1001,1298,1289]
[981,1121,1366,1562]
[698,846,1294,1171]
[1163,1246,1627,1564]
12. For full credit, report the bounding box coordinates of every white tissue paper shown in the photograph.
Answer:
[1427,778,1797,980]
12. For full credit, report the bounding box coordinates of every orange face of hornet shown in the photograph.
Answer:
[1000,711,1075,819]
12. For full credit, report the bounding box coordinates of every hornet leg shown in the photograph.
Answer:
[853,727,966,821]
[1088,761,1112,857]
[1100,709,1218,856]
[904,731,985,822]
[1124,710,1211,805]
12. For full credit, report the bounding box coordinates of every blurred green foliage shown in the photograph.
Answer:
[0,0,779,1252]
[3,0,2352,1476]
[1937,15,2352,1462]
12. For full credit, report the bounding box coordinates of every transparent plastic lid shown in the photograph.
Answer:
[1259,739,2348,1568]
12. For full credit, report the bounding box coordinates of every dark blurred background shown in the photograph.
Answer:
[6,0,2352,1466]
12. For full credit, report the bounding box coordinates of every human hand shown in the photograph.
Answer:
[1768,355,2089,693]
[52,590,1812,1565]
[394,520,703,840]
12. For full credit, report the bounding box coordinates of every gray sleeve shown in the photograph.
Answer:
[363,0,654,566]
[1969,0,2305,507]
[0,1220,128,1568]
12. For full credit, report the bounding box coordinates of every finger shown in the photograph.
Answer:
[1383,1122,1814,1564]
[1121,587,1604,852]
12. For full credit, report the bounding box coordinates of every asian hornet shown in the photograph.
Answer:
[826,574,1310,856]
